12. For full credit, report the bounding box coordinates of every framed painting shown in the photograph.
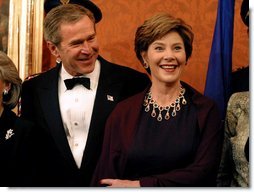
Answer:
[0,0,9,53]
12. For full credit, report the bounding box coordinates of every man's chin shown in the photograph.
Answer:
[79,66,95,75]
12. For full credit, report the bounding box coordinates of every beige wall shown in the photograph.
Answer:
[45,0,249,93]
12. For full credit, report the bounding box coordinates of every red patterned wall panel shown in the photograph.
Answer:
[44,0,249,93]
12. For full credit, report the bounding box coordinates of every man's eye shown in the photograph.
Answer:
[70,41,82,46]
[88,36,96,42]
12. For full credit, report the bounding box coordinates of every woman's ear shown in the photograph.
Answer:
[4,82,11,92]
[141,52,149,68]
[3,82,11,95]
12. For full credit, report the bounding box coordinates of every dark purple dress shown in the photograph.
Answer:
[91,82,223,187]
[125,97,200,180]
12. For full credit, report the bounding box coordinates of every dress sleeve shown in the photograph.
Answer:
[90,110,123,186]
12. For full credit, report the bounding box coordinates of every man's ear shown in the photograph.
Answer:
[47,41,60,58]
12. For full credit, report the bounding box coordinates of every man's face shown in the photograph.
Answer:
[49,15,99,76]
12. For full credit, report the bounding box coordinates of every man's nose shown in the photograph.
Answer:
[80,41,91,53]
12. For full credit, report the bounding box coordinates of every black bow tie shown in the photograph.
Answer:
[64,77,90,90]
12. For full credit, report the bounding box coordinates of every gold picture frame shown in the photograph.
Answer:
[7,0,44,80]
[0,1,9,54]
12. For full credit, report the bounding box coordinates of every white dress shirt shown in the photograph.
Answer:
[58,60,100,168]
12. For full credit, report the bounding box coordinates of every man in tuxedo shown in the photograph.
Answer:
[21,1,150,187]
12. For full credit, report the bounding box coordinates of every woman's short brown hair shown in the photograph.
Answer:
[135,13,194,69]
[0,51,22,109]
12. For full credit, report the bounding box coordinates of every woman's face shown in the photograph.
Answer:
[142,31,187,86]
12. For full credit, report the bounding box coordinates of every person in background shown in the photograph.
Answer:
[0,51,33,186]
[216,91,249,187]
[231,0,249,94]
[91,13,223,187]
[216,0,249,187]
[20,1,150,187]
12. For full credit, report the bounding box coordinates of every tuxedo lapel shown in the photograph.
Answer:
[37,65,77,170]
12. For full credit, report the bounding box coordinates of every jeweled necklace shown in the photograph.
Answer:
[143,87,187,121]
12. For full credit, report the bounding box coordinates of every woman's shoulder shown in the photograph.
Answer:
[183,82,217,108]
[0,108,17,127]
[228,91,249,111]
[183,82,221,129]
[226,91,249,130]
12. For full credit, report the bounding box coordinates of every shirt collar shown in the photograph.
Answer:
[60,60,100,91]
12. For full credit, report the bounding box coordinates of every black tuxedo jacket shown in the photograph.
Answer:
[20,56,150,186]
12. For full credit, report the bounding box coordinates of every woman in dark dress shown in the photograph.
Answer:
[91,13,223,187]
[0,51,33,186]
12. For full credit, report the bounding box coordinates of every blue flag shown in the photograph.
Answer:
[204,0,235,119]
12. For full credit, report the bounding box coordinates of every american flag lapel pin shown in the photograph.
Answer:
[107,95,114,101]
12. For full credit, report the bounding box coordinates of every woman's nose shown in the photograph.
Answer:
[163,54,175,61]
[163,48,177,61]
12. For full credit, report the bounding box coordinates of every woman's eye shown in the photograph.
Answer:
[155,47,163,51]
[174,46,182,51]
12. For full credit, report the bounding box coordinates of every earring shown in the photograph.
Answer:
[143,62,149,69]
[56,58,62,64]
[3,89,8,95]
